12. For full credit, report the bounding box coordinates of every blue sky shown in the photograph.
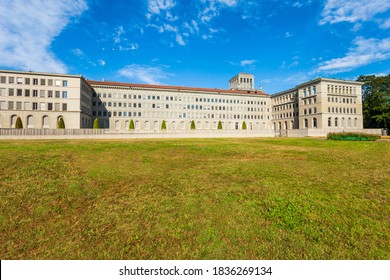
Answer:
[0,0,389,93]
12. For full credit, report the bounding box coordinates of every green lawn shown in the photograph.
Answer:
[0,138,389,259]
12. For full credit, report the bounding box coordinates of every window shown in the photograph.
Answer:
[335,117,338,127]
[9,89,14,96]
[40,102,45,110]
[0,76,6,83]
[304,119,308,128]
[63,80,68,87]
[0,101,6,109]
[17,77,23,84]
[25,89,30,97]
[33,102,38,110]
[40,90,45,98]
[8,101,14,110]
[48,103,53,110]
[33,90,38,97]
[17,89,22,96]
[40,79,46,86]
[48,79,53,86]
[62,91,68,98]
[62,103,67,111]
[0,88,6,96]
[48,90,53,98]
[55,80,61,86]
[9,77,15,84]
[55,91,60,98]
[33,78,38,85]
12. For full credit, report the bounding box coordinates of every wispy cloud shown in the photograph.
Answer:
[118,64,173,84]
[97,59,106,66]
[240,59,256,67]
[112,26,139,51]
[0,0,87,73]
[315,37,390,73]
[320,0,390,25]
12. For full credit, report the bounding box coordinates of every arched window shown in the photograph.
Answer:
[145,121,150,129]
[328,117,332,127]
[290,120,294,129]
[125,120,129,130]
[135,121,140,129]
[0,115,2,128]
[172,121,176,129]
[304,119,308,128]
[354,118,358,127]
[335,117,338,127]
[11,115,18,127]
[348,117,351,127]
[278,122,282,129]
[235,122,239,130]
[27,115,34,128]
[154,121,159,129]
[180,121,185,129]
[115,120,120,130]
[42,115,49,128]
[284,121,287,129]
[341,117,345,127]
[313,118,317,128]
[197,121,201,129]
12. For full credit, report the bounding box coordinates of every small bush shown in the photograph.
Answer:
[58,117,65,129]
[93,118,100,129]
[190,120,196,130]
[217,121,222,130]
[15,117,23,129]
[327,132,380,141]
[161,120,167,130]
[242,121,247,130]
[129,120,135,130]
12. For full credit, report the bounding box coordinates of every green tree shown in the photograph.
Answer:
[15,117,23,129]
[58,117,65,129]
[190,120,196,129]
[93,117,100,129]
[161,120,167,130]
[357,75,390,132]
[217,121,223,129]
[242,121,247,130]
[129,119,135,130]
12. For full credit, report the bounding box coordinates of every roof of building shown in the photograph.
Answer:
[88,80,269,96]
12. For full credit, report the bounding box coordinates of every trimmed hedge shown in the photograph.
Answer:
[93,117,100,129]
[129,120,135,130]
[217,121,222,130]
[161,120,167,130]
[15,117,23,129]
[327,132,380,141]
[58,117,65,129]
[190,120,196,130]
[242,121,247,130]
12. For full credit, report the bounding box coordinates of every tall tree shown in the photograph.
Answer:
[357,75,390,132]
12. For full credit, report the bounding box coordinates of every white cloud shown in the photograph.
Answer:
[285,32,293,38]
[380,18,390,29]
[320,0,390,25]
[292,2,303,8]
[71,48,85,57]
[175,34,186,46]
[0,0,87,73]
[113,26,125,44]
[240,60,256,67]
[148,0,176,14]
[97,60,106,66]
[316,37,390,73]
[118,64,173,84]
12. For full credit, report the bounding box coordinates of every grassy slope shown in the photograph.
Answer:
[0,138,389,259]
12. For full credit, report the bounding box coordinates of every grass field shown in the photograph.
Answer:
[0,138,389,260]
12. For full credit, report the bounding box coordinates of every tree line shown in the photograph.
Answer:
[357,75,390,133]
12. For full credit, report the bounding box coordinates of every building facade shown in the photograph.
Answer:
[0,70,93,129]
[272,78,364,130]
[0,70,363,131]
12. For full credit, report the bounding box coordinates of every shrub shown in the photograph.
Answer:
[242,121,247,130]
[217,121,223,130]
[58,117,65,129]
[129,119,135,130]
[93,117,100,129]
[327,132,380,141]
[190,120,196,130]
[161,120,167,130]
[15,117,23,129]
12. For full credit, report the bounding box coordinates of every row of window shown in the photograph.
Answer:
[302,86,317,97]
[0,101,67,111]
[93,110,270,120]
[328,117,358,127]
[327,85,356,95]
[0,76,68,87]
[328,96,356,104]
[272,112,299,119]
[95,92,268,105]
[302,97,317,105]
[303,108,317,115]
[273,93,296,105]
[328,107,357,114]
[0,88,68,98]
[274,103,298,111]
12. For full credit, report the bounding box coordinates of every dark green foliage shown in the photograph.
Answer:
[327,132,380,141]
[357,75,390,132]
[93,118,100,129]
[190,120,196,130]
[129,119,135,130]
[58,117,65,129]
[242,121,247,130]
[161,120,167,130]
[15,117,23,129]
[217,121,222,129]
